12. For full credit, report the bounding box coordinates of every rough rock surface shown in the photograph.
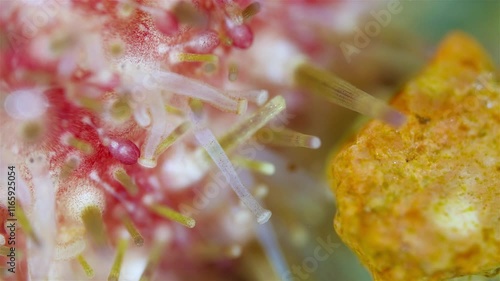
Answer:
[330,32,500,281]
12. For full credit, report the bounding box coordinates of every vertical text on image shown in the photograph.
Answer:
[6,166,17,274]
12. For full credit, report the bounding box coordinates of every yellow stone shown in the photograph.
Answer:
[329,32,500,280]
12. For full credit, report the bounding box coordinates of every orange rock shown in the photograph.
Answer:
[329,32,500,281]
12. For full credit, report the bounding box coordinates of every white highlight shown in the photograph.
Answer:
[161,147,209,190]
[259,162,275,175]
[54,239,86,261]
[153,71,247,114]
[154,224,173,244]
[64,182,105,221]
[120,249,148,281]
[247,33,303,84]
[254,184,269,199]
[26,154,57,280]
[433,198,479,237]
[4,89,49,120]
[309,136,321,149]
[330,1,366,33]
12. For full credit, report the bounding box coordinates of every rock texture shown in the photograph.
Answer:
[329,32,500,281]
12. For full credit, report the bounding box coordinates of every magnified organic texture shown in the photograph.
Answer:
[0,0,354,280]
[7,0,494,280]
[330,32,500,281]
